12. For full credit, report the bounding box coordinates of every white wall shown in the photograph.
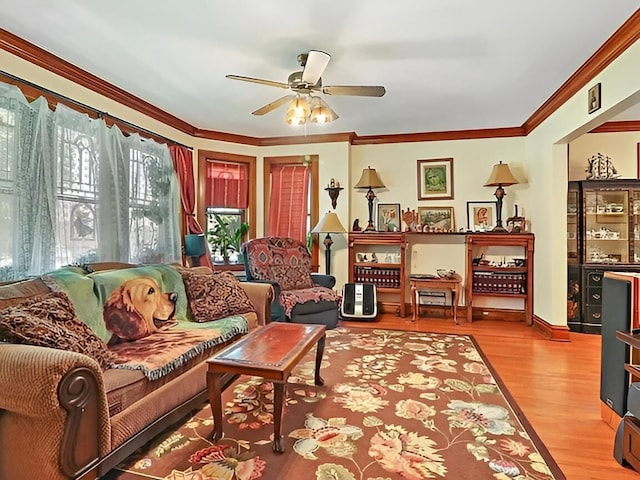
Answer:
[2,37,639,327]
[527,39,640,326]
[569,132,640,180]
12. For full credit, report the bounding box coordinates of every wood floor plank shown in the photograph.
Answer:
[341,314,638,480]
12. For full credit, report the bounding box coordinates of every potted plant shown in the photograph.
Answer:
[207,213,250,264]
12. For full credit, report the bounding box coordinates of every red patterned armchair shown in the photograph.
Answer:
[241,237,340,329]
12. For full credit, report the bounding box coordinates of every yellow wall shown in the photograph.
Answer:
[2,38,639,327]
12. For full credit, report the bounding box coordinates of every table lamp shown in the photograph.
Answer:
[354,166,385,232]
[311,211,347,275]
[484,161,519,232]
[184,233,206,266]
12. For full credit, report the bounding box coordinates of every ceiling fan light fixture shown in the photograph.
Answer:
[285,109,307,125]
[287,95,310,118]
[309,96,337,124]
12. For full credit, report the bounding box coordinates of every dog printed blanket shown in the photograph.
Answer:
[43,265,250,380]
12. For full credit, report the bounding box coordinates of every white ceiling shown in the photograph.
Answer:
[0,1,638,138]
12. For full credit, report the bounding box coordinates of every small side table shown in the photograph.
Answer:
[410,273,462,324]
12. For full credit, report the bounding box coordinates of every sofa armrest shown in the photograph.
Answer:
[311,273,336,289]
[239,281,274,326]
[0,343,110,480]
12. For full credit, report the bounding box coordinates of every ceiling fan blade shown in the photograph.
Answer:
[226,74,289,89]
[301,50,331,85]
[251,95,295,116]
[322,85,386,97]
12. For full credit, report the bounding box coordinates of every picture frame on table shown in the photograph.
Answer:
[377,203,401,231]
[417,206,455,231]
[417,158,454,200]
[466,201,497,231]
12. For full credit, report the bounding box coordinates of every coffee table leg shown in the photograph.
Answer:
[207,371,223,442]
[315,335,325,386]
[273,381,285,453]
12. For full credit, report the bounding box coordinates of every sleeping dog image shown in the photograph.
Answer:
[103,277,178,345]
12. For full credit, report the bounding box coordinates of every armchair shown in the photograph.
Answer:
[242,237,340,329]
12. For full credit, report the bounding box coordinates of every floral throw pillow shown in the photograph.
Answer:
[0,291,117,369]
[177,268,255,323]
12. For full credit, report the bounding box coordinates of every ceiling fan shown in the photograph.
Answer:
[226,50,386,124]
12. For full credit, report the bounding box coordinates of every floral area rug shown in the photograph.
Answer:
[103,327,565,480]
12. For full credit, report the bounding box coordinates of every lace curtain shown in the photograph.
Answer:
[0,83,181,280]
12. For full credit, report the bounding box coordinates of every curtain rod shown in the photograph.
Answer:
[0,69,193,150]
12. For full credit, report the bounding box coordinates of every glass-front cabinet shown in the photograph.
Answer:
[567,180,640,333]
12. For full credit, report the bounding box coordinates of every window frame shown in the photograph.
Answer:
[197,150,256,270]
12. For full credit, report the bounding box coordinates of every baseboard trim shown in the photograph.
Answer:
[532,314,571,342]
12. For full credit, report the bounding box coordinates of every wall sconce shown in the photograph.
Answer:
[484,161,519,232]
[325,178,344,209]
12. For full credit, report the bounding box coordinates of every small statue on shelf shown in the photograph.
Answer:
[352,218,361,231]
[371,252,378,263]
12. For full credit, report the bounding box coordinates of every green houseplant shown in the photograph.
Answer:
[206,213,249,264]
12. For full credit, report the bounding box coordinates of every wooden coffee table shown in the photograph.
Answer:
[206,322,326,453]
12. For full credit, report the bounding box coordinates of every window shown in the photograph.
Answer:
[197,150,256,267]
[0,85,181,280]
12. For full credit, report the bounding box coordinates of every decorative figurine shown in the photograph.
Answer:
[352,218,361,231]
[371,252,378,263]
[585,152,620,180]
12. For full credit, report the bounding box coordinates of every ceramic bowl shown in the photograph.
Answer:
[436,269,455,279]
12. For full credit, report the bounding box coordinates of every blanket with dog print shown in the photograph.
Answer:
[44,264,250,380]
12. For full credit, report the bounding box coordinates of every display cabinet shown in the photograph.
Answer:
[348,232,406,317]
[465,233,534,324]
[567,180,640,333]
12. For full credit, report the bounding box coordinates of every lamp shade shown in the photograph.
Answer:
[184,234,206,257]
[354,166,385,189]
[311,212,347,234]
[484,161,519,187]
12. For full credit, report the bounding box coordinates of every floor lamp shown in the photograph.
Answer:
[484,161,519,232]
[354,166,385,232]
[311,212,347,275]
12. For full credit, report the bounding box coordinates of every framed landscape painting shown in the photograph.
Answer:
[418,206,455,231]
[417,158,454,200]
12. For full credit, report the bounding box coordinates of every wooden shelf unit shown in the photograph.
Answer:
[465,233,535,324]
[348,232,406,317]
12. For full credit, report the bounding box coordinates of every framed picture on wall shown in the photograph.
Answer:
[417,206,455,231]
[466,201,497,231]
[377,203,401,231]
[417,158,454,200]
[588,83,601,114]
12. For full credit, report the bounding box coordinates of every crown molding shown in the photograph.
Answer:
[589,120,640,133]
[1,10,639,148]
[0,28,196,136]
[351,127,525,145]
[523,9,640,134]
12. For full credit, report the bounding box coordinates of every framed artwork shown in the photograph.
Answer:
[588,83,601,114]
[417,158,454,200]
[377,203,401,231]
[417,206,455,231]
[466,201,497,231]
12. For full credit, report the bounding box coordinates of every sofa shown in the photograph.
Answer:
[0,262,273,480]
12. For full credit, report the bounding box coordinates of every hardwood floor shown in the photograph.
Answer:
[341,313,638,480]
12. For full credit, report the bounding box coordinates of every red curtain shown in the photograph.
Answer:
[169,145,214,269]
[268,164,310,243]
[205,160,249,209]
